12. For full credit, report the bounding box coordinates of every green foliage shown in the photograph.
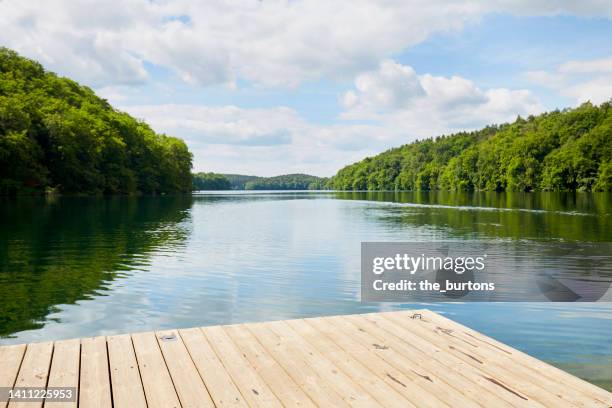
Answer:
[330,103,612,192]
[0,196,192,336]
[244,173,328,190]
[192,172,232,190]
[192,173,328,190]
[221,174,260,190]
[0,48,192,195]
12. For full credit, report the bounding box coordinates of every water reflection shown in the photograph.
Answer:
[0,192,610,391]
[0,196,192,336]
[334,191,611,241]
[334,191,611,215]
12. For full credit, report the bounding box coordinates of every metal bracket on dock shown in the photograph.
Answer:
[159,333,178,342]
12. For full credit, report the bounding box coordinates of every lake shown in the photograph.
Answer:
[0,191,611,390]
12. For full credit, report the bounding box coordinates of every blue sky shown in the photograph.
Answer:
[1,1,612,176]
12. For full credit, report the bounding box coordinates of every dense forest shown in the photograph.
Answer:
[244,173,327,190]
[192,172,327,190]
[222,174,259,189]
[0,48,193,195]
[329,102,612,192]
[192,172,231,190]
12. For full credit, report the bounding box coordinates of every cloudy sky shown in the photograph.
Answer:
[1,1,612,176]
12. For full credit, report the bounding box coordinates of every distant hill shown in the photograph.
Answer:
[222,174,260,190]
[329,101,612,192]
[192,173,328,190]
[0,48,192,195]
[244,173,328,190]
[193,172,231,190]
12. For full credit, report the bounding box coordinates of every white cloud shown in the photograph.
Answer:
[2,0,611,88]
[125,105,301,146]
[341,60,543,134]
[116,60,545,176]
[526,56,612,104]
[564,78,612,104]
[119,103,400,176]
[121,65,543,176]
[559,56,612,74]
[492,0,612,18]
[0,1,152,86]
[420,74,488,109]
[340,60,425,112]
[524,70,566,89]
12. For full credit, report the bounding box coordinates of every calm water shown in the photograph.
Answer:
[1,191,611,390]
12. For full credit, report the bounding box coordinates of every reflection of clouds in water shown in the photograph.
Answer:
[2,192,611,392]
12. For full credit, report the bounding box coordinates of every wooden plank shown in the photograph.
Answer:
[223,324,315,408]
[285,318,411,408]
[414,309,612,405]
[345,314,521,408]
[202,325,283,408]
[46,338,80,408]
[79,336,112,408]
[362,312,544,408]
[155,329,215,408]
[179,327,247,407]
[8,341,53,408]
[305,317,446,408]
[266,320,382,407]
[246,321,350,407]
[382,311,570,407]
[107,334,146,408]
[131,331,181,408]
[0,309,608,408]
[385,311,609,408]
[327,315,480,408]
[0,344,26,408]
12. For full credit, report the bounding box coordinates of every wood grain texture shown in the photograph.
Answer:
[8,342,53,408]
[131,331,181,408]
[46,338,80,408]
[0,344,26,408]
[107,334,146,408]
[0,310,610,408]
[80,336,112,408]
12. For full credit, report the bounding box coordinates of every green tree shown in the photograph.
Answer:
[192,173,232,190]
[0,47,193,195]
[329,101,612,192]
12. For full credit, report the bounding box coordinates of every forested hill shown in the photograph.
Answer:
[192,172,232,190]
[192,172,327,190]
[0,48,192,195]
[244,173,327,190]
[222,174,260,189]
[329,102,612,192]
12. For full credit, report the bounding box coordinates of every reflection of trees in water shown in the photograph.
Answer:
[0,196,193,337]
[335,191,611,242]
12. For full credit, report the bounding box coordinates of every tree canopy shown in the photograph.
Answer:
[0,48,192,195]
[329,101,612,192]
[221,174,260,190]
[244,173,327,190]
[191,173,327,190]
[192,172,231,190]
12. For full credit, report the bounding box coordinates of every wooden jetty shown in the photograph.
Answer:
[1,309,611,407]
